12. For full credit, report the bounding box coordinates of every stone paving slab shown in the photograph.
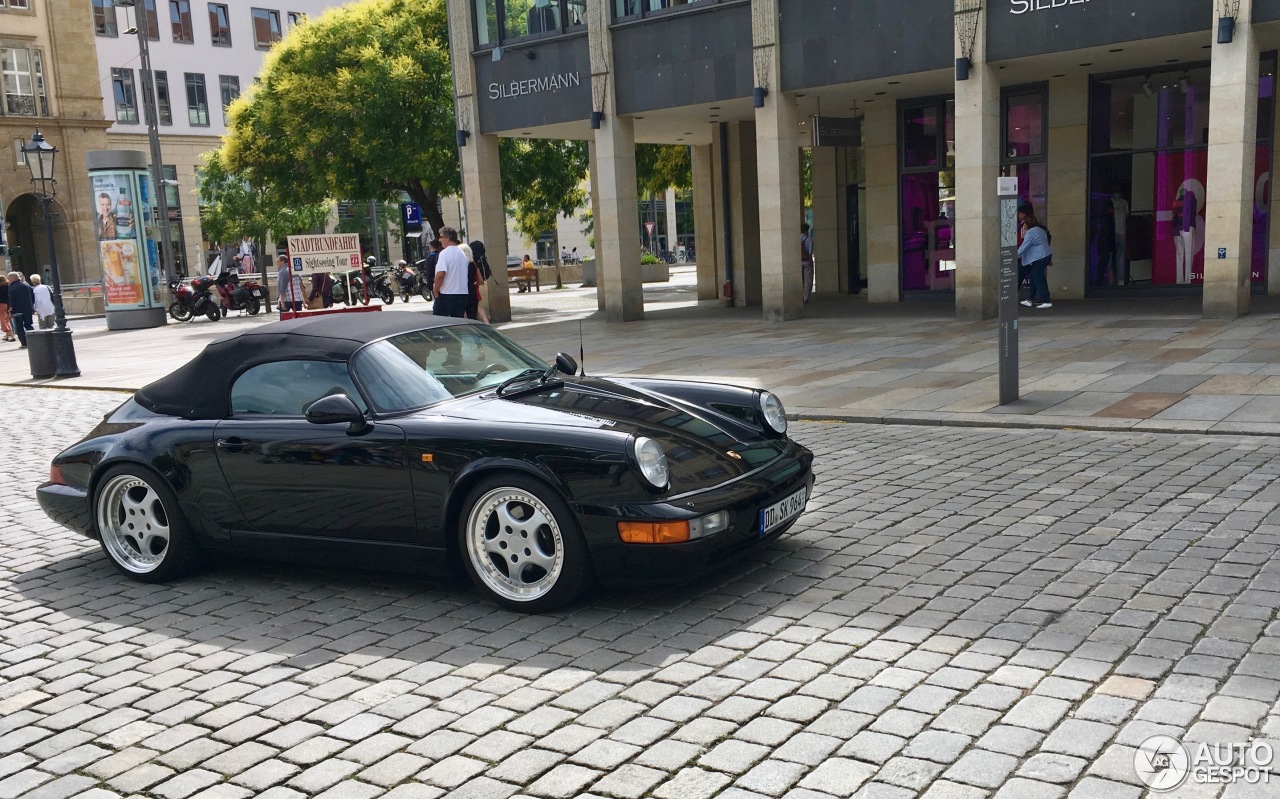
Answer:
[3,386,1280,798]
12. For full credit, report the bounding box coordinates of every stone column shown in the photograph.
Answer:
[588,139,607,311]
[953,3,1000,321]
[865,104,900,302]
[752,0,802,320]
[448,0,509,322]
[811,146,839,295]
[1204,0,1259,317]
[1046,75,1089,300]
[728,122,762,307]
[691,144,720,300]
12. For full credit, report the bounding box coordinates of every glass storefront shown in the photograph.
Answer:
[900,99,956,293]
[1003,86,1048,222]
[1087,59,1275,290]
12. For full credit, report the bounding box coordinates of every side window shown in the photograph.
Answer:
[230,360,366,416]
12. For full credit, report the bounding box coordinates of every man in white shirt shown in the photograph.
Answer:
[433,227,472,318]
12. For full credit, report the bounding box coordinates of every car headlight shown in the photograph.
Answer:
[633,437,669,488]
[759,391,787,434]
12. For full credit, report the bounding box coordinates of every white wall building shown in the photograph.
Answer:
[92,0,345,274]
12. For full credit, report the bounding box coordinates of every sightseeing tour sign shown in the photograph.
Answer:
[287,233,361,275]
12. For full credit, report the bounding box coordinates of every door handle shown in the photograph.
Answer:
[216,437,244,454]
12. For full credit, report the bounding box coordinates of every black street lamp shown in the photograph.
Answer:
[22,127,80,378]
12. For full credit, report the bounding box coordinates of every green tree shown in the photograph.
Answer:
[636,144,691,196]
[501,138,588,288]
[197,150,329,255]
[222,0,456,234]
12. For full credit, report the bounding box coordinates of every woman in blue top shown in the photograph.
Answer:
[1017,203,1053,309]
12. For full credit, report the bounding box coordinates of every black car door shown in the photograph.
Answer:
[213,359,420,545]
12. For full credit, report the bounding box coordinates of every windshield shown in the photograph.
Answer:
[352,325,548,414]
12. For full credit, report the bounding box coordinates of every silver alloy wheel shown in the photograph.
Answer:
[465,486,565,602]
[96,474,171,574]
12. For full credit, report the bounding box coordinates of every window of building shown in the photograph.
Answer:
[154,71,173,125]
[614,0,710,20]
[185,72,209,125]
[208,3,231,46]
[899,98,956,294]
[287,10,305,28]
[219,75,239,123]
[252,8,282,48]
[471,0,586,47]
[170,0,193,42]
[140,0,160,39]
[94,0,117,35]
[112,68,139,123]
[1086,56,1277,291]
[1,47,48,116]
[1,0,32,10]
[1001,85,1048,246]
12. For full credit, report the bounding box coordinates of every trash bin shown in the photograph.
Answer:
[26,329,56,379]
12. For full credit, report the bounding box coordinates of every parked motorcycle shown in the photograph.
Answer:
[412,258,436,301]
[391,261,426,302]
[168,279,196,322]
[369,266,397,305]
[216,272,262,316]
[333,269,369,306]
[188,275,222,322]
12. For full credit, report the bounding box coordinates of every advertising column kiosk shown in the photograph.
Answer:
[85,150,166,330]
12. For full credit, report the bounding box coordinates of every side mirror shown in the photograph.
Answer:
[555,353,577,376]
[305,394,368,434]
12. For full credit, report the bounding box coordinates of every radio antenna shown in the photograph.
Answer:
[579,320,586,376]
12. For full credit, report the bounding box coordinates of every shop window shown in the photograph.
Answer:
[1002,86,1048,229]
[185,72,209,126]
[252,8,282,49]
[208,3,231,46]
[1087,55,1275,291]
[1,47,48,117]
[94,0,117,35]
[471,0,585,47]
[112,68,138,124]
[170,0,193,43]
[900,98,955,293]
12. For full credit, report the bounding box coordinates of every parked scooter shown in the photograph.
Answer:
[391,260,428,302]
[412,258,436,301]
[215,271,262,316]
[367,258,397,304]
[187,275,222,322]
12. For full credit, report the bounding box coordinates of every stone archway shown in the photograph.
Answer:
[4,194,77,285]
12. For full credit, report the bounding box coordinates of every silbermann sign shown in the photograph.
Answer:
[1010,0,1091,13]
[489,71,581,100]
[811,116,863,148]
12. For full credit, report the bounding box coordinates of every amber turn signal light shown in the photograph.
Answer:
[618,520,690,544]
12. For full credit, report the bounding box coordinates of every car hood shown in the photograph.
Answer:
[431,377,788,490]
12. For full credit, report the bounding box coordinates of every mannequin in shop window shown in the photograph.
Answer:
[527,0,559,33]
[1110,192,1129,285]
[1173,185,1197,284]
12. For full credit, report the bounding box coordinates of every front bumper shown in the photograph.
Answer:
[582,443,814,587]
[37,482,94,538]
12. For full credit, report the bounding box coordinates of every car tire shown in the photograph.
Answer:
[93,465,199,583]
[459,474,591,612]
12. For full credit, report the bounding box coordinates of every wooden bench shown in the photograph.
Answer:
[507,265,540,293]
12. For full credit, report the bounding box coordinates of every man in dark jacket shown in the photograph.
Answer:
[6,272,35,348]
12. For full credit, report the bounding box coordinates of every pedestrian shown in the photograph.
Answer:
[276,255,304,312]
[1017,202,1053,309]
[801,223,815,303]
[30,274,55,329]
[308,272,333,309]
[0,275,12,342]
[468,240,493,324]
[432,227,471,319]
[6,272,34,348]
[571,246,578,263]
[560,245,569,263]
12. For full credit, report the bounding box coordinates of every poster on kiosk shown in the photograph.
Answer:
[85,150,166,330]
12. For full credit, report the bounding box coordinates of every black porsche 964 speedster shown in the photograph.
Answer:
[38,315,814,611]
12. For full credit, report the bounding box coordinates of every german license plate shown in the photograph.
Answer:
[759,487,807,536]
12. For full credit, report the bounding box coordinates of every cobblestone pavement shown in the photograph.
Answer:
[3,386,1279,799]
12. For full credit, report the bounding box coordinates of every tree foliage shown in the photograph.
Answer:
[221,0,456,234]
[197,151,330,248]
[636,144,691,196]
[502,138,588,286]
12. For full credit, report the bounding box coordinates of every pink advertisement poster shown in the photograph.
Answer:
[1153,150,1207,286]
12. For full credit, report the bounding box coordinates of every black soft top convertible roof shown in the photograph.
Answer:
[135,314,479,419]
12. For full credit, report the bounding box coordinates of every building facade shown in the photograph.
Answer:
[1,0,111,286]
[447,0,1280,323]
[92,0,346,275]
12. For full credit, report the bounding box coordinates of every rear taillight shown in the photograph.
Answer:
[48,465,66,485]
